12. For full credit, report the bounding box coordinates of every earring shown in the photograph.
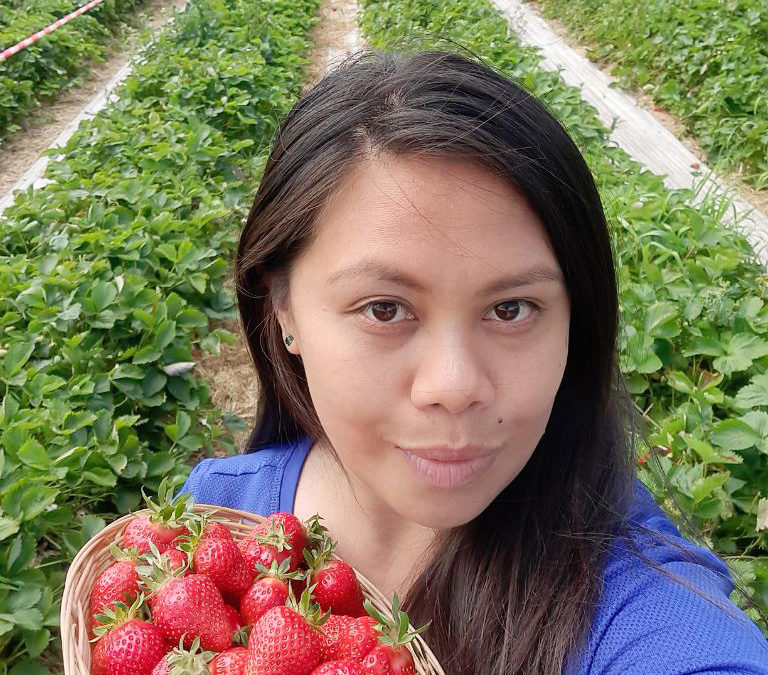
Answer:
[284,335,294,347]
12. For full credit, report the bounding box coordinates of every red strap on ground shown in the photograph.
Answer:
[0,0,108,63]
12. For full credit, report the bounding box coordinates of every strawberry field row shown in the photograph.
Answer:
[533,0,768,193]
[359,0,768,630]
[0,0,148,140]
[0,0,319,671]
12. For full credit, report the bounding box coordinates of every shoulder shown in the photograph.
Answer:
[175,435,312,517]
[571,478,768,675]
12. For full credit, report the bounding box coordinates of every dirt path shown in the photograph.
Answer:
[0,0,188,200]
[196,0,365,455]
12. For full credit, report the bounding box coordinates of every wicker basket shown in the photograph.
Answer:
[61,504,446,675]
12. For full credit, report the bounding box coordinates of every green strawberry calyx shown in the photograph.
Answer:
[165,635,215,675]
[285,583,331,629]
[254,557,306,582]
[135,540,188,598]
[141,477,195,529]
[302,535,335,574]
[108,541,141,563]
[304,514,330,551]
[90,594,148,642]
[253,521,293,553]
[363,593,431,649]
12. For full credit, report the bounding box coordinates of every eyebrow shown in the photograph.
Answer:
[326,258,564,294]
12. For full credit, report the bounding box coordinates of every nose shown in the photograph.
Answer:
[410,328,495,414]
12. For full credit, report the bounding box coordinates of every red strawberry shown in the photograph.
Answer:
[240,558,305,626]
[336,616,379,661]
[88,544,141,636]
[161,546,189,574]
[138,554,233,653]
[90,598,168,675]
[310,659,366,675]
[209,647,249,675]
[243,587,330,675]
[357,595,430,675]
[122,479,192,555]
[264,513,308,570]
[305,539,365,618]
[180,517,253,596]
[203,521,233,539]
[150,636,215,675]
[362,646,412,675]
[317,614,357,662]
[239,523,297,576]
[224,603,242,634]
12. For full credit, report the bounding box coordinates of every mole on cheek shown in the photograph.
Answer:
[497,417,503,424]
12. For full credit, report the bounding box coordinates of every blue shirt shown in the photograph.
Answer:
[177,436,768,674]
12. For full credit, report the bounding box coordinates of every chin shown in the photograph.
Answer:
[402,496,491,530]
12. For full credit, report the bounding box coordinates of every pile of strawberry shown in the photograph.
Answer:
[86,480,430,675]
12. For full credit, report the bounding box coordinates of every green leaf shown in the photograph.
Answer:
[711,419,763,451]
[692,472,729,503]
[21,628,51,659]
[0,342,35,380]
[82,468,117,488]
[734,372,768,409]
[17,439,50,470]
[0,516,20,542]
[132,346,163,365]
[90,280,117,312]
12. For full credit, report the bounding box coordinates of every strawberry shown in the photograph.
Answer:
[90,597,168,675]
[240,558,306,627]
[239,522,297,576]
[161,546,189,574]
[224,603,243,635]
[150,636,215,675]
[137,553,233,652]
[263,513,308,570]
[317,614,357,662]
[244,586,330,675]
[310,659,366,675]
[336,616,379,661]
[88,544,142,636]
[122,479,192,556]
[179,516,253,596]
[305,538,366,618]
[357,595,430,675]
[209,647,249,675]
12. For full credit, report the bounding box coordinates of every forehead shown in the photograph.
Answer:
[304,154,558,279]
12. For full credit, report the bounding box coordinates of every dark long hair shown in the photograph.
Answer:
[234,49,760,675]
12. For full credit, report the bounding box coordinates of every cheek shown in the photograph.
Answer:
[300,335,393,429]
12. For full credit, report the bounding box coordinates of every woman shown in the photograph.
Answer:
[178,49,768,674]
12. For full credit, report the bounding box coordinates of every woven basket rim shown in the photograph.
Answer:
[60,503,446,675]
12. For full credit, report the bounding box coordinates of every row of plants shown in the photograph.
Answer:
[358,0,768,632]
[0,0,150,140]
[532,0,768,192]
[0,0,319,671]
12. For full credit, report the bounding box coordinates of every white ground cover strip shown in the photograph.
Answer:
[490,0,768,267]
[0,1,189,218]
[325,0,365,72]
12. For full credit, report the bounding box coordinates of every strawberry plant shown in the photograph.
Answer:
[0,0,320,670]
[359,0,768,634]
[0,0,151,138]
[534,0,768,191]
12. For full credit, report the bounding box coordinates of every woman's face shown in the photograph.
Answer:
[276,154,571,530]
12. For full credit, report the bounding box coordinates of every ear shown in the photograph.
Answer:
[274,304,300,356]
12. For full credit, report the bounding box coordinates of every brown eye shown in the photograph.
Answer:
[492,300,533,322]
[368,302,400,322]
